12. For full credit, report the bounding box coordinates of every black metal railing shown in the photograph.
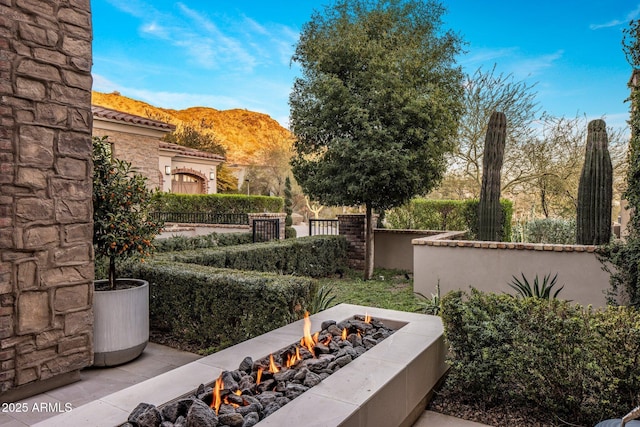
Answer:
[253,219,280,242]
[149,212,249,225]
[309,219,339,236]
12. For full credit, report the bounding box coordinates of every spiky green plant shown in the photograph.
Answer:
[307,285,337,314]
[508,273,564,299]
[576,119,613,245]
[478,111,507,241]
[415,282,441,315]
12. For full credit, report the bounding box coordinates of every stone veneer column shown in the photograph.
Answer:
[247,213,286,240]
[0,0,94,401]
[338,214,378,271]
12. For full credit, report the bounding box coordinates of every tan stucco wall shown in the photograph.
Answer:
[413,236,611,308]
[374,229,438,271]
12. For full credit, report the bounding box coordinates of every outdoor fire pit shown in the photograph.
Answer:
[34,304,447,427]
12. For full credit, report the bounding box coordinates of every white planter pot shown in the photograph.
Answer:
[93,279,149,367]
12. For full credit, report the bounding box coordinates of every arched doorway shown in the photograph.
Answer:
[170,168,208,194]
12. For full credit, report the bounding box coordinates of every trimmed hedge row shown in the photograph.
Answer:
[164,235,347,278]
[151,192,284,214]
[441,289,640,425]
[123,261,316,351]
[385,198,513,241]
[154,232,253,253]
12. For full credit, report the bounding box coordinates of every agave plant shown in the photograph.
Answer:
[415,282,441,315]
[307,285,337,314]
[508,273,564,300]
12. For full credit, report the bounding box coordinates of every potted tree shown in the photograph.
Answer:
[92,136,163,366]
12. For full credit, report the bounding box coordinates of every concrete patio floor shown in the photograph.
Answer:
[1,342,490,427]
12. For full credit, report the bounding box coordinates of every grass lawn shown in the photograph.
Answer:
[317,268,428,313]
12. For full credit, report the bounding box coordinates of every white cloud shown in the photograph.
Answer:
[590,4,640,30]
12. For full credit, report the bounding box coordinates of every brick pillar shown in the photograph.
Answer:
[338,214,378,271]
[248,213,286,240]
[0,0,94,401]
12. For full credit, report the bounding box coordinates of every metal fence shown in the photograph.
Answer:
[252,219,280,242]
[149,212,249,225]
[309,219,339,236]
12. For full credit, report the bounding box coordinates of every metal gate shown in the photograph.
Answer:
[309,219,339,236]
[252,219,280,242]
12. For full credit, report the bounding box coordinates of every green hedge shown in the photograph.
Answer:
[152,192,284,214]
[386,198,512,241]
[123,261,316,351]
[165,235,347,278]
[154,232,253,252]
[441,289,640,425]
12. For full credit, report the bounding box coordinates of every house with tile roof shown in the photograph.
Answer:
[92,105,224,194]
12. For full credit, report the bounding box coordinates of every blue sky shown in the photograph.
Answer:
[92,1,639,131]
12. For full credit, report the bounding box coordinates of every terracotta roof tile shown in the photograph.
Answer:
[159,141,225,161]
[91,105,176,131]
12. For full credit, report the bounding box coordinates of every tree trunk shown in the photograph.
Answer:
[108,256,116,290]
[364,203,374,280]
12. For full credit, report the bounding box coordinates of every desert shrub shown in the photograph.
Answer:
[152,192,283,214]
[512,218,576,244]
[165,235,347,278]
[385,198,512,241]
[154,232,253,252]
[440,289,640,425]
[123,261,315,350]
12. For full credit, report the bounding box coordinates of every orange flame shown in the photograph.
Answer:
[234,390,242,396]
[211,376,223,414]
[322,334,332,346]
[256,367,263,385]
[301,311,316,356]
[364,313,371,324]
[268,354,280,373]
[286,346,302,368]
[341,328,347,340]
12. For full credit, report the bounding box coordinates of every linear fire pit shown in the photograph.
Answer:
[34,304,447,427]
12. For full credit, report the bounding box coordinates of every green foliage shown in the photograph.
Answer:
[415,282,441,315]
[162,119,226,157]
[440,290,640,424]
[599,20,640,306]
[576,119,613,245]
[92,136,163,289]
[385,198,513,241]
[284,226,297,239]
[478,111,507,241]
[290,0,464,213]
[507,273,564,299]
[512,217,576,244]
[307,285,337,314]
[151,192,283,214]
[123,261,315,350]
[166,236,347,278]
[153,232,253,253]
[284,176,293,227]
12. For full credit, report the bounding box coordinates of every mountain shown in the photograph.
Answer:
[91,91,293,165]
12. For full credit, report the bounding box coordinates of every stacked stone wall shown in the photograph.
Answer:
[0,0,94,400]
[92,127,160,190]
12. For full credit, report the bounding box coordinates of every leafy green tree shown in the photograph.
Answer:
[600,19,640,306]
[290,0,464,279]
[93,136,163,289]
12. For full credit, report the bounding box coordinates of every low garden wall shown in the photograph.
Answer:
[373,229,440,271]
[412,232,612,307]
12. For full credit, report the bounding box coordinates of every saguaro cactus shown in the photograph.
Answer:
[576,119,613,245]
[478,111,507,241]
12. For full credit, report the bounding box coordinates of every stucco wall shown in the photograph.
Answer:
[1,0,94,400]
[413,234,611,308]
[374,229,439,271]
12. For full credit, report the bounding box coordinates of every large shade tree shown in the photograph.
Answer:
[289,0,464,279]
